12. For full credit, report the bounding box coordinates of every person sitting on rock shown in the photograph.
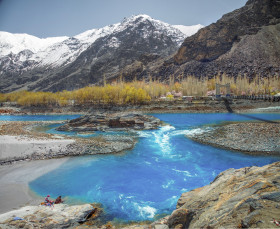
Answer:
[54,196,63,204]
[44,195,54,206]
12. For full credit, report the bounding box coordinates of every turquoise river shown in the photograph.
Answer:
[1,113,280,222]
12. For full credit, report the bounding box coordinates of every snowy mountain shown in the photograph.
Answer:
[0,32,68,57]
[0,14,203,92]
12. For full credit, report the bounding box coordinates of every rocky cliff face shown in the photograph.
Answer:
[171,0,280,78]
[174,0,280,63]
[123,0,280,80]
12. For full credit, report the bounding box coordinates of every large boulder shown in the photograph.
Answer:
[0,204,98,228]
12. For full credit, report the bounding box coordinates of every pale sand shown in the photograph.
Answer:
[0,158,69,214]
[0,135,75,160]
[0,133,76,214]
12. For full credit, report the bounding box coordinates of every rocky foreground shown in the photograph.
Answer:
[188,122,280,155]
[57,112,161,132]
[0,162,279,228]
[0,203,106,228]
[150,161,280,229]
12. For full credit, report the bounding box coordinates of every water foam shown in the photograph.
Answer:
[138,205,157,219]
[172,169,193,177]
[137,131,153,138]
[183,127,212,137]
[162,179,175,189]
[153,125,175,154]
[255,106,280,111]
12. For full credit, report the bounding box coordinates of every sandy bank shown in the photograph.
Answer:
[0,158,69,214]
[0,135,75,160]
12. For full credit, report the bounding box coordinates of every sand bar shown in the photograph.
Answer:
[0,135,75,160]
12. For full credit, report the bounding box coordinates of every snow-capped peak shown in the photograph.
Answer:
[122,14,153,23]
[0,31,68,56]
[0,14,204,71]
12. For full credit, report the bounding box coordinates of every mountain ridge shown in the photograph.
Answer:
[0,14,203,92]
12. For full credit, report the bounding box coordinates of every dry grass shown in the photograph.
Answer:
[0,74,279,106]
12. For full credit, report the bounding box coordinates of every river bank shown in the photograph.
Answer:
[0,119,138,165]
[1,99,280,115]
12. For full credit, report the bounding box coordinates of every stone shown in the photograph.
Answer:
[154,225,169,229]
[0,204,97,228]
[167,209,194,229]
[261,191,280,202]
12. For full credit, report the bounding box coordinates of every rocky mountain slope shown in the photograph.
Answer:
[122,0,280,81]
[0,15,202,92]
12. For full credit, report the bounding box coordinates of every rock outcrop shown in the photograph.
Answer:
[57,112,161,132]
[0,204,100,228]
[174,0,280,64]
[151,162,280,229]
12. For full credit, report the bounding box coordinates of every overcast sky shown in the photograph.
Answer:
[0,0,247,38]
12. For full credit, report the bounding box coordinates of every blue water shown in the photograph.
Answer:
[26,113,280,222]
[0,114,80,121]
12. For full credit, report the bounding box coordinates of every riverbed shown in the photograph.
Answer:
[1,113,280,223]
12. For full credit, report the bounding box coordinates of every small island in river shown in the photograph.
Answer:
[188,121,280,155]
[0,112,162,166]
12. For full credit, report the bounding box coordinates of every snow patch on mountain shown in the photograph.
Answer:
[120,14,187,46]
[173,24,204,37]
